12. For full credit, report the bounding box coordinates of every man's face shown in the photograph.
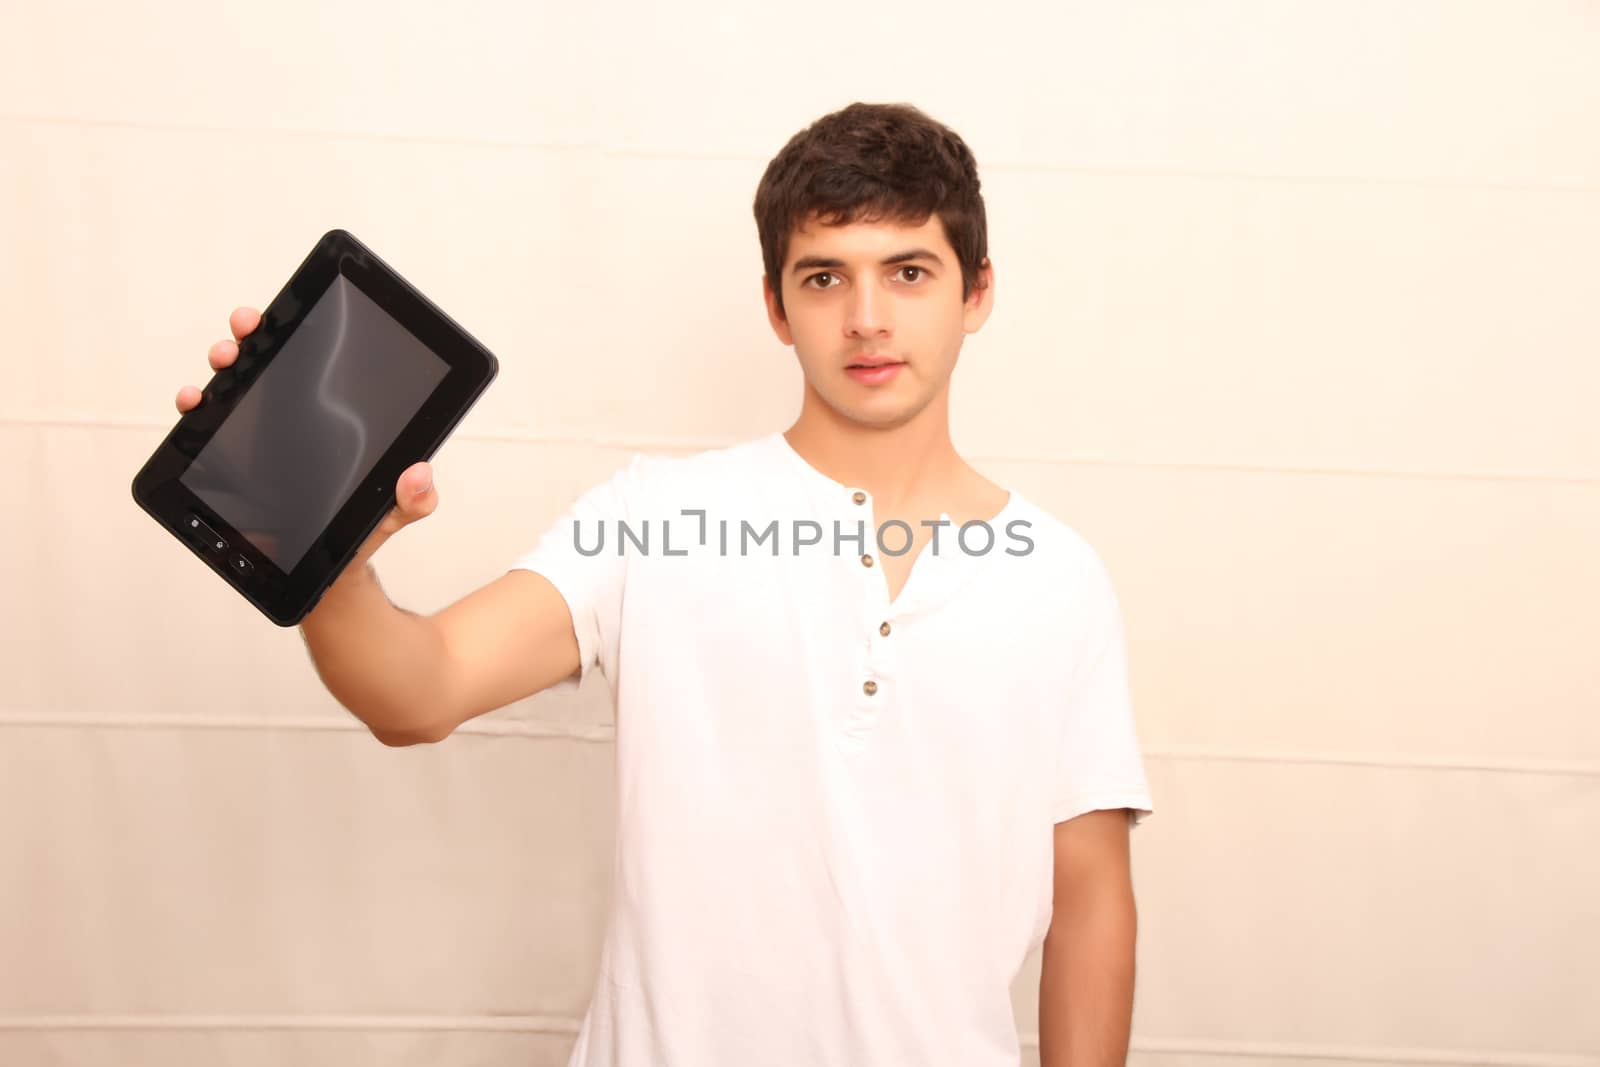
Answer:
[764,214,993,431]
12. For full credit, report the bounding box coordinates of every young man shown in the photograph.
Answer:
[178,102,1153,1067]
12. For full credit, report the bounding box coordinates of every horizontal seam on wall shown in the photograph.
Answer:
[1120,1037,1600,1067]
[3,710,1597,777]
[0,1018,1593,1065]
[4,414,1598,486]
[0,1013,578,1034]
[1140,745,1600,778]
[6,112,1599,195]
[0,710,616,744]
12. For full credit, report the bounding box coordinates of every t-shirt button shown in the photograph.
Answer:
[852,491,867,505]
[863,679,879,696]
[879,620,891,637]
[861,554,875,568]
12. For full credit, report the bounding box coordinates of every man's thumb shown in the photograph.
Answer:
[394,462,437,521]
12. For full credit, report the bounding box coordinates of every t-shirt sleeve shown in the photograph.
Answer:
[1052,548,1155,828]
[507,454,643,694]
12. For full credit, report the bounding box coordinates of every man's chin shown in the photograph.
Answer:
[830,395,929,431]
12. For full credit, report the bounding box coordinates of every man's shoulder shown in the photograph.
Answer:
[994,493,1114,586]
[614,433,776,506]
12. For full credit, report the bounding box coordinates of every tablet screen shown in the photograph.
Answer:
[180,275,449,573]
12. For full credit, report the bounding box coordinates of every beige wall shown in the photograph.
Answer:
[2,2,1597,1065]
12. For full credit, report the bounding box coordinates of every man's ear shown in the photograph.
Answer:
[962,257,995,335]
[763,274,794,346]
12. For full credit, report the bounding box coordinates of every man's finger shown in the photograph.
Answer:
[209,339,238,371]
[397,462,433,500]
[229,307,261,342]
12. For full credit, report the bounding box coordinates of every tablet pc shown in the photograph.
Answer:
[131,229,498,627]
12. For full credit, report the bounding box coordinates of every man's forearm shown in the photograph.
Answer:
[300,562,456,743]
[1037,883,1137,1067]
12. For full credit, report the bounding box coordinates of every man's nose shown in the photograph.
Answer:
[844,279,891,338]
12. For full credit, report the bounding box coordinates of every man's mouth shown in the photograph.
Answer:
[844,361,906,384]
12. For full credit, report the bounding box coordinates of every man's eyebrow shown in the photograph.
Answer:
[789,248,946,273]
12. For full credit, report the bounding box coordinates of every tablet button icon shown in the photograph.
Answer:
[186,514,228,556]
[227,552,254,579]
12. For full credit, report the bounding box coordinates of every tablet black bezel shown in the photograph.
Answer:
[131,229,498,627]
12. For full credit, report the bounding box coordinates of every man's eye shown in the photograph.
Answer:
[806,272,838,289]
[897,266,925,283]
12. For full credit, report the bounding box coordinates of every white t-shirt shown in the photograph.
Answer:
[511,430,1153,1067]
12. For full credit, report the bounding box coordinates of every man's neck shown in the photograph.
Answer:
[782,408,969,519]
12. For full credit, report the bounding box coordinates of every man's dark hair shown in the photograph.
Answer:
[753,102,989,318]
